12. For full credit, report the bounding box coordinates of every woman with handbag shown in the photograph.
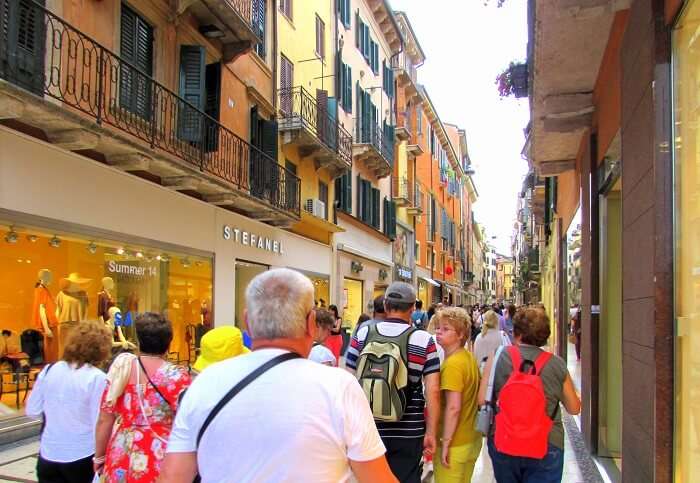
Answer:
[94,313,191,482]
[27,320,113,483]
[433,307,482,482]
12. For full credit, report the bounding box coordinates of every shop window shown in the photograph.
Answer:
[0,224,212,420]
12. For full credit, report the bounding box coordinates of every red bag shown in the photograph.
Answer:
[494,346,554,459]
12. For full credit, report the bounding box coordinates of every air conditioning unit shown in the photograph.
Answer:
[305,198,326,218]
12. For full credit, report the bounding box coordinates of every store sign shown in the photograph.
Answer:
[396,265,413,281]
[107,261,157,278]
[223,225,284,254]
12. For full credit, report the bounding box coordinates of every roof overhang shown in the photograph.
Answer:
[529,0,630,177]
[367,0,405,55]
[394,11,427,65]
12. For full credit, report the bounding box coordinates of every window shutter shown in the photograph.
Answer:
[383,197,389,235]
[120,5,153,119]
[3,0,46,95]
[204,62,221,152]
[342,0,350,28]
[261,119,278,162]
[253,0,266,56]
[363,24,370,60]
[345,65,352,113]
[345,171,352,213]
[372,188,380,229]
[355,13,360,49]
[390,201,397,239]
[178,45,206,143]
[357,174,363,217]
[316,89,328,144]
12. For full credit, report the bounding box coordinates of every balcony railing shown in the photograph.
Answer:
[0,0,300,217]
[278,86,352,167]
[355,121,395,167]
[393,176,410,200]
[391,53,417,85]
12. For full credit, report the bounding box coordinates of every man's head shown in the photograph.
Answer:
[244,268,316,355]
[415,299,423,310]
[383,282,416,322]
[373,295,386,320]
[314,308,335,343]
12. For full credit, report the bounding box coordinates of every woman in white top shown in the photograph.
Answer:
[473,310,510,372]
[27,320,112,483]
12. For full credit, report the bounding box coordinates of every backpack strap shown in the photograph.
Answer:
[506,346,521,375]
[533,351,553,375]
[363,322,416,373]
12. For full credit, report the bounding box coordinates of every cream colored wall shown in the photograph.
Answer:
[0,127,331,325]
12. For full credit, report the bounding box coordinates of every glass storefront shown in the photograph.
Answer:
[343,278,363,329]
[0,222,212,420]
[234,261,268,330]
[673,5,700,480]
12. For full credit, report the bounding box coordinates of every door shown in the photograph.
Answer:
[0,0,46,95]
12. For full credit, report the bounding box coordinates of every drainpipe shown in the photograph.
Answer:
[272,0,278,112]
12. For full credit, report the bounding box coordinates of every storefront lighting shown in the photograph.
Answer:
[144,254,154,262]
[157,254,170,263]
[195,261,203,267]
[5,227,18,244]
[116,247,125,255]
[26,235,38,243]
[48,236,61,248]
[181,258,191,268]
[87,242,98,254]
[135,251,144,258]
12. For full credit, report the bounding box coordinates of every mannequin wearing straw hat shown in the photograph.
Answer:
[56,273,92,358]
[31,269,59,362]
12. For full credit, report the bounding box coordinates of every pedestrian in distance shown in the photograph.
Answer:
[26,320,112,483]
[501,304,517,342]
[309,308,338,366]
[473,310,511,373]
[346,282,441,483]
[411,299,429,330]
[191,325,250,377]
[160,268,397,483]
[94,312,192,482]
[373,294,387,320]
[433,307,482,483]
[478,308,581,483]
[324,304,344,361]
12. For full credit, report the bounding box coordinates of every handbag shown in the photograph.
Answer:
[475,346,503,435]
[192,351,301,483]
[568,333,577,344]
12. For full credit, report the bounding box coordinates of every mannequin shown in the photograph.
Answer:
[56,273,91,358]
[106,306,136,351]
[31,269,59,362]
[98,277,116,324]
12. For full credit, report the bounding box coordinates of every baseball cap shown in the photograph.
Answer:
[193,326,250,373]
[384,282,417,304]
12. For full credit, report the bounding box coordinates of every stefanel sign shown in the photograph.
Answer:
[223,225,284,254]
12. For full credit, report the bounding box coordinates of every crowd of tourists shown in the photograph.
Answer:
[26,268,581,483]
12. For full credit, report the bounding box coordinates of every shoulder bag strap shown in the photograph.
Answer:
[136,357,172,409]
[195,352,301,448]
[485,346,504,404]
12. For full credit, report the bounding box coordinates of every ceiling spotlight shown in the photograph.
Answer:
[48,236,61,248]
[26,234,38,243]
[5,227,18,244]
[144,253,154,262]
[116,247,125,255]
[135,251,144,258]
[87,242,98,254]
[181,258,191,268]
[195,261,203,267]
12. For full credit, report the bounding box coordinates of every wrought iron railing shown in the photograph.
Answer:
[230,0,253,24]
[0,0,299,216]
[413,183,423,210]
[393,176,410,200]
[278,86,352,166]
[355,121,394,166]
[391,53,417,84]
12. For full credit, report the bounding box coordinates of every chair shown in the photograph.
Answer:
[20,330,44,366]
[0,370,30,409]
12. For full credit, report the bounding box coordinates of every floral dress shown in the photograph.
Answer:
[100,362,191,482]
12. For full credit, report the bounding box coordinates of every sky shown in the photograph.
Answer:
[390,0,530,256]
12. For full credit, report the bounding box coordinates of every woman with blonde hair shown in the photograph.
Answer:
[473,310,510,372]
[27,320,113,483]
[434,307,481,482]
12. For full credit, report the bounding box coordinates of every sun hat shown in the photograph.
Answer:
[193,326,250,372]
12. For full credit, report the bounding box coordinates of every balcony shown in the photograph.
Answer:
[353,122,394,178]
[392,176,411,206]
[0,0,300,225]
[177,0,260,62]
[464,271,475,287]
[395,110,411,142]
[278,87,352,178]
[392,53,419,100]
[407,183,423,215]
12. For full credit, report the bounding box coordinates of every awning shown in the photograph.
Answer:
[419,276,440,287]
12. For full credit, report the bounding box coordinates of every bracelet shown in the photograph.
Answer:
[92,455,106,465]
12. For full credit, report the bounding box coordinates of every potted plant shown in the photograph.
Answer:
[495,61,528,98]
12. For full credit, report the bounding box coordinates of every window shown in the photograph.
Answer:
[338,0,351,28]
[318,181,328,220]
[315,15,325,60]
[370,40,379,74]
[252,0,266,57]
[417,106,423,134]
[383,61,394,97]
[120,4,153,119]
[337,60,352,112]
[355,14,372,67]
[280,55,293,113]
[249,107,279,199]
[279,0,292,20]
[415,241,421,264]
[383,198,397,239]
[356,176,380,228]
[334,170,352,213]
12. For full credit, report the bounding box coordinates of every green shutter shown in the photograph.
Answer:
[355,14,361,49]
[345,171,352,212]
[178,45,206,142]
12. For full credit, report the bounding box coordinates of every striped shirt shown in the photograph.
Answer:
[346,318,440,439]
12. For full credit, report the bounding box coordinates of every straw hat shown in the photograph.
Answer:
[193,326,250,373]
[59,272,92,291]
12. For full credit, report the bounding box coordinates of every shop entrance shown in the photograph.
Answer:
[234,260,268,330]
[597,157,622,471]
[343,278,363,329]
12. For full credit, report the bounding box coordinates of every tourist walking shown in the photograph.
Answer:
[191,325,249,377]
[433,307,482,482]
[26,320,112,483]
[324,304,344,361]
[479,308,581,482]
[346,282,441,483]
[474,310,511,372]
[309,308,338,366]
[501,304,516,342]
[94,313,191,482]
[160,268,396,483]
[411,299,429,329]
